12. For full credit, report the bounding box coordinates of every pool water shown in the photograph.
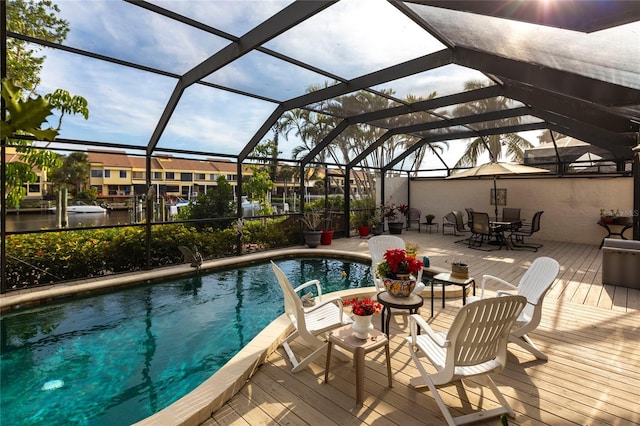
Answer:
[0,258,372,426]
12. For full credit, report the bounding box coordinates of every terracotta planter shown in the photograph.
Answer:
[321,229,334,245]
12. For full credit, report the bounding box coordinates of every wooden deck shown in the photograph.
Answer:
[204,231,640,425]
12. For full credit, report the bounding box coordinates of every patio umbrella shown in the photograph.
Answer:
[446,162,550,219]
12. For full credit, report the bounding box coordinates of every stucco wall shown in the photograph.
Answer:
[384,176,634,246]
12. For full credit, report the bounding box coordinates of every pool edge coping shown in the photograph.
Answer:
[0,247,372,313]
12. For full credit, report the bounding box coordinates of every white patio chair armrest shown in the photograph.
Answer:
[305,294,343,312]
[481,274,517,298]
[495,289,516,298]
[294,279,323,296]
[409,314,448,347]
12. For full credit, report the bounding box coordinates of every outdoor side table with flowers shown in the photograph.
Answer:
[344,297,382,339]
[376,248,424,297]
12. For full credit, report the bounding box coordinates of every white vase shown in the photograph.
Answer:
[352,314,374,339]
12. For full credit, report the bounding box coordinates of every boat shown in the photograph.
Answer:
[174,198,192,208]
[48,201,107,214]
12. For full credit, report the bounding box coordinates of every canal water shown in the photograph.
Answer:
[5,210,136,233]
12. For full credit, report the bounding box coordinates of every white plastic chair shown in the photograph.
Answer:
[473,256,560,360]
[271,261,351,373]
[368,235,425,294]
[405,295,527,426]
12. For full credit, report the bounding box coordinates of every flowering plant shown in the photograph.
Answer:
[376,248,423,279]
[405,242,419,257]
[383,203,402,223]
[344,297,382,316]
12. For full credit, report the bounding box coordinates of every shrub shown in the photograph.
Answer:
[4,217,302,290]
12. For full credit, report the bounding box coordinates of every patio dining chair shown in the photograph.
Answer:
[406,208,422,230]
[469,256,560,360]
[508,211,544,251]
[442,212,457,235]
[405,295,527,426]
[502,207,521,222]
[464,207,474,226]
[453,210,471,243]
[368,235,425,295]
[271,261,352,373]
[468,211,501,250]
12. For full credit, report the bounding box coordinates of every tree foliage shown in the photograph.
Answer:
[275,83,445,201]
[251,136,280,181]
[187,176,236,229]
[3,1,90,206]
[1,79,58,141]
[1,79,60,206]
[453,80,534,168]
[537,130,566,144]
[6,0,70,92]
[48,152,91,195]
[244,165,275,215]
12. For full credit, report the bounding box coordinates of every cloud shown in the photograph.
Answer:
[264,0,445,78]
[32,0,492,164]
[39,49,176,145]
[160,86,277,154]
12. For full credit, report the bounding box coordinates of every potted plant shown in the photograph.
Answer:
[384,203,404,234]
[301,209,323,248]
[600,209,619,224]
[425,214,435,225]
[354,209,372,237]
[321,211,335,245]
[343,297,382,339]
[372,205,385,235]
[405,242,419,258]
[398,203,410,218]
[376,248,424,297]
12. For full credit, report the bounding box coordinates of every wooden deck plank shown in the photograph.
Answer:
[205,233,639,425]
[628,288,640,310]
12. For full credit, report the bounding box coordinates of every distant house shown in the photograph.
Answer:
[524,137,619,174]
[4,147,48,200]
[87,150,252,201]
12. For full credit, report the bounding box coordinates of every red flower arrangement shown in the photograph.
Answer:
[376,248,423,279]
[344,297,382,316]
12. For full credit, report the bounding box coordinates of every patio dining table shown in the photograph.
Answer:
[489,219,522,249]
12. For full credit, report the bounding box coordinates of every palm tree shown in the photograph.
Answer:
[453,80,533,168]
[276,85,448,199]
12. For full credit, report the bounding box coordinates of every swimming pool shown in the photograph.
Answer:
[0,258,372,426]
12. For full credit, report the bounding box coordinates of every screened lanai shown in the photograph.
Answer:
[2,0,640,291]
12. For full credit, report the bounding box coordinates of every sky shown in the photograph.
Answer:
[32,0,546,172]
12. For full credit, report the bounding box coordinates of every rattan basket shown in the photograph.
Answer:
[451,262,469,280]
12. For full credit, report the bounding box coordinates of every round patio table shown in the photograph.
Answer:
[376,291,424,336]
